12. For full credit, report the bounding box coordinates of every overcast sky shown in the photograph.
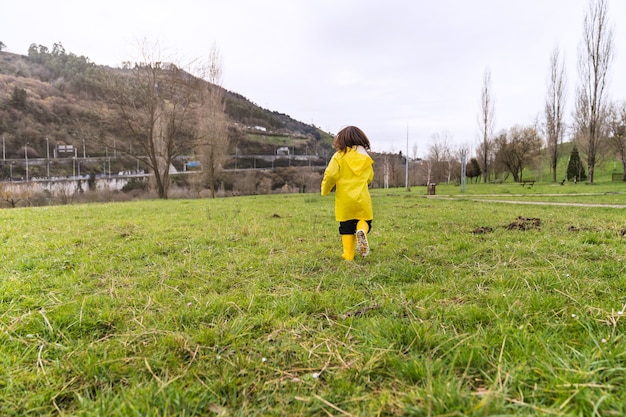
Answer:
[3,0,625,155]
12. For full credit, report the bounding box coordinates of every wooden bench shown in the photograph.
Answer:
[520,180,535,187]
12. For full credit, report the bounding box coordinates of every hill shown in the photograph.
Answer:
[0,46,334,174]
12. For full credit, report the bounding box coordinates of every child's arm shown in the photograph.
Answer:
[321,157,339,196]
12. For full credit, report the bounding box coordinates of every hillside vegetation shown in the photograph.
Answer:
[0,45,333,168]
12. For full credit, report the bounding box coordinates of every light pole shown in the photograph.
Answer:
[25,143,29,182]
[405,124,410,192]
[10,161,14,181]
[46,137,50,179]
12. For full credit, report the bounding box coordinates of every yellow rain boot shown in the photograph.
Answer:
[356,220,370,257]
[341,234,355,261]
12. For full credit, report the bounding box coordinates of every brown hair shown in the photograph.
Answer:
[333,126,371,152]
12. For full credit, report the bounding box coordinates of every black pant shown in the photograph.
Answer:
[339,220,372,235]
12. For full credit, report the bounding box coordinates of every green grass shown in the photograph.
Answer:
[2,185,626,416]
[246,133,309,149]
[431,179,626,205]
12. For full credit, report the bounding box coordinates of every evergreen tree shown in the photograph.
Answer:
[9,87,27,109]
[566,145,587,181]
[466,158,482,183]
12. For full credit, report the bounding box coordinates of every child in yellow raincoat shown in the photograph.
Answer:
[321,126,374,260]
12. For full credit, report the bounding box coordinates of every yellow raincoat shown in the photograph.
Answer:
[321,146,374,222]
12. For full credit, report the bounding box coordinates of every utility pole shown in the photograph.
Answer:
[46,137,50,179]
[405,124,410,191]
[25,143,29,182]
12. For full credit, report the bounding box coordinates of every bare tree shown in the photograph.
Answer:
[544,46,567,182]
[382,154,391,188]
[608,101,626,180]
[478,68,495,183]
[411,143,418,160]
[0,184,33,208]
[574,0,614,183]
[451,144,469,185]
[428,131,453,183]
[107,42,207,198]
[195,46,229,198]
[374,150,406,187]
[494,125,543,182]
[422,158,433,186]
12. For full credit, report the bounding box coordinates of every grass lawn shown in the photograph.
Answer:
[1,184,626,416]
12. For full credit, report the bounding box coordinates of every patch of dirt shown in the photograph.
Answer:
[506,216,541,231]
[472,226,493,234]
[340,304,380,319]
[568,225,598,232]
[567,225,596,232]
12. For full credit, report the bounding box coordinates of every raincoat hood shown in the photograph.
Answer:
[344,146,373,176]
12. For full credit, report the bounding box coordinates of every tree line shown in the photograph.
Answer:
[1,42,236,199]
[1,40,333,200]
[426,0,625,185]
[2,0,624,197]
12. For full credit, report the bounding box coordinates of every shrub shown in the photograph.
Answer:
[121,178,148,193]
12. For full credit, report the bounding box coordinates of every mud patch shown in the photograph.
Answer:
[568,225,598,232]
[506,216,541,231]
[340,304,381,319]
[472,226,493,234]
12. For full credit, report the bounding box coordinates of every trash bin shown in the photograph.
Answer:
[427,183,436,195]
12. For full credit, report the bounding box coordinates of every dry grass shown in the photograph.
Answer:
[1,186,626,415]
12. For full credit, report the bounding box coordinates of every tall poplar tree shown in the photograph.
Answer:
[544,47,566,183]
[574,0,614,183]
